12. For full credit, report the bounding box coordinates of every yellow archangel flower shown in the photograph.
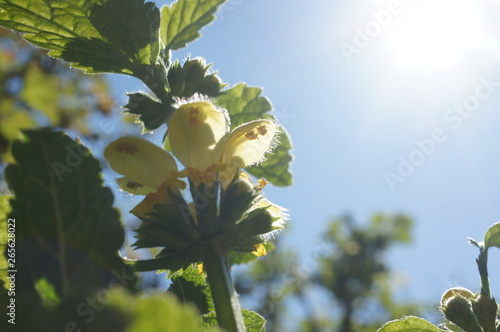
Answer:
[104,136,184,216]
[104,100,278,216]
[168,100,277,188]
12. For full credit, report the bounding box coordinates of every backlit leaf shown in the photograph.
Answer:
[0,0,160,76]
[160,0,226,53]
[484,222,500,250]
[376,316,446,332]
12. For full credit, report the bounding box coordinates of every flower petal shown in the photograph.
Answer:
[169,101,228,170]
[104,137,177,194]
[252,243,267,257]
[117,177,157,195]
[130,181,173,217]
[218,119,277,167]
[216,120,277,188]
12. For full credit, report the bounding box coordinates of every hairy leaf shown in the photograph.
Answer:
[160,0,226,52]
[216,83,293,186]
[124,92,172,132]
[0,0,160,76]
[376,316,445,332]
[5,129,137,300]
[126,58,225,132]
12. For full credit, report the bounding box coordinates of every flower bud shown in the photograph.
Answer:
[441,287,475,306]
[441,293,482,332]
[167,60,186,96]
[183,58,208,96]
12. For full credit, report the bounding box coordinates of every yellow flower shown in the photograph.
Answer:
[104,136,183,216]
[168,100,277,188]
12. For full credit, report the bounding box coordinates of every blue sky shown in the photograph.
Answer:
[109,0,500,311]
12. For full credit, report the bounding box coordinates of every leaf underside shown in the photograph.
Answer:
[0,0,160,76]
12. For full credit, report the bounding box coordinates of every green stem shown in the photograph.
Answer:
[202,241,245,332]
[476,247,491,297]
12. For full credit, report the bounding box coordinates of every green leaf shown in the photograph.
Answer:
[0,0,160,76]
[112,290,200,332]
[0,100,36,162]
[5,128,137,300]
[160,0,226,52]
[242,309,266,332]
[167,58,226,98]
[199,310,266,331]
[484,222,500,250]
[34,278,60,309]
[126,58,226,132]
[55,288,200,332]
[216,84,273,127]
[124,92,172,132]
[216,83,293,186]
[376,316,446,332]
[169,264,214,314]
[21,62,58,124]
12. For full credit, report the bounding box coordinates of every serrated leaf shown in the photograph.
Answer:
[5,128,137,299]
[169,264,214,314]
[242,310,266,332]
[125,58,226,132]
[376,316,446,332]
[484,222,500,250]
[216,83,293,186]
[216,84,274,128]
[0,0,160,76]
[160,0,226,52]
[124,92,173,131]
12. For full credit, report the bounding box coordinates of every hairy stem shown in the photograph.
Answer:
[202,241,245,332]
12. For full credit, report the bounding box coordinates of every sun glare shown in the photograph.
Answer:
[384,0,486,69]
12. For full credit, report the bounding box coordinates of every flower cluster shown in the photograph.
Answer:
[104,100,286,271]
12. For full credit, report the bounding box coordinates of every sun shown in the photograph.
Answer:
[384,0,486,70]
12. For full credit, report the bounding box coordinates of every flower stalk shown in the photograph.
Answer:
[105,99,287,331]
[202,240,246,332]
